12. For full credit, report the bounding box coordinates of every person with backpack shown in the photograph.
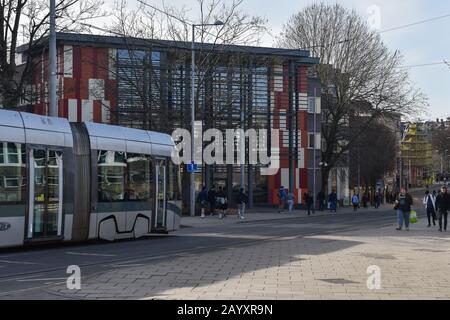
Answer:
[351,193,360,212]
[435,185,450,232]
[277,186,287,213]
[197,186,208,218]
[328,190,337,213]
[422,190,437,227]
[394,188,413,231]
[237,188,248,220]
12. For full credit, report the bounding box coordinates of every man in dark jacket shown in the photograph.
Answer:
[317,191,325,211]
[395,188,413,231]
[237,188,248,220]
[306,192,314,216]
[435,185,450,232]
[207,185,216,216]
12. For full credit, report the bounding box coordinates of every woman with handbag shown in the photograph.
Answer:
[394,188,413,231]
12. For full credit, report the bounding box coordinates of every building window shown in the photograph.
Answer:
[308,133,314,149]
[308,97,316,114]
[0,142,26,204]
[117,49,161,128]
[308,133,321,149]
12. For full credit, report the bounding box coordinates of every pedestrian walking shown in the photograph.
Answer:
[216,186,228,219]
[328,190,337,213]
[277,186,287,213]
[375,192,381,209]
[237,188,248,220]
[435,185,450,232]
[351,193,360,211]
[394,187,413,231]
[287,192,295,213]
[362,194,368,208]
[207,185,216,216]
[306,192,314,215]
[422,190,437,227]
[317,190,325,211]
[197,186,208,218]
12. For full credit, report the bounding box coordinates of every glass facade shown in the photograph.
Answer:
[115,49,274,205]
[116,50,162,129]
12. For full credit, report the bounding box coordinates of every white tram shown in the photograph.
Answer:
[0,109,181,248]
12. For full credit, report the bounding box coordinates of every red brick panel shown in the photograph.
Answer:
[93,100,102,123]
[63,78,77,99]
[95,48,109,80]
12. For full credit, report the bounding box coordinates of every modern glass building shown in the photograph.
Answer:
[17,32,321,213]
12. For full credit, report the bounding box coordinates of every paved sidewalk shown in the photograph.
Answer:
[39,205,450,300]
[180,205,390,228]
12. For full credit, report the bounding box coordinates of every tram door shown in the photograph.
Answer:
[27,148,63,239]
[154,159,167,231]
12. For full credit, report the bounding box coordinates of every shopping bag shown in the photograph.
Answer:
[409,210,418,224]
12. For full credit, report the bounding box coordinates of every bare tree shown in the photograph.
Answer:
[350,119,397,190]
[89,0,268,212]
[0,0,105,108]
[100,0,268,132]
[276,3,427,191]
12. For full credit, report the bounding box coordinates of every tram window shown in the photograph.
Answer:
[0,142,26,204]
[98,150,127,202]
[126,153,150,201]
[167,161,181,201]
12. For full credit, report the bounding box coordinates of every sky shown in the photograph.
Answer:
[105,0,450,120]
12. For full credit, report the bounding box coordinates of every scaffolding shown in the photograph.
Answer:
[400,123,433,187]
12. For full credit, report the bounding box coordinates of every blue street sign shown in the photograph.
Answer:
[187,163,198,173]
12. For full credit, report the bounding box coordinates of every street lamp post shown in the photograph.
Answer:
[313,90,317,213]
[49,0,57,117]
[446,150,449,174]
[190,21,224,217]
